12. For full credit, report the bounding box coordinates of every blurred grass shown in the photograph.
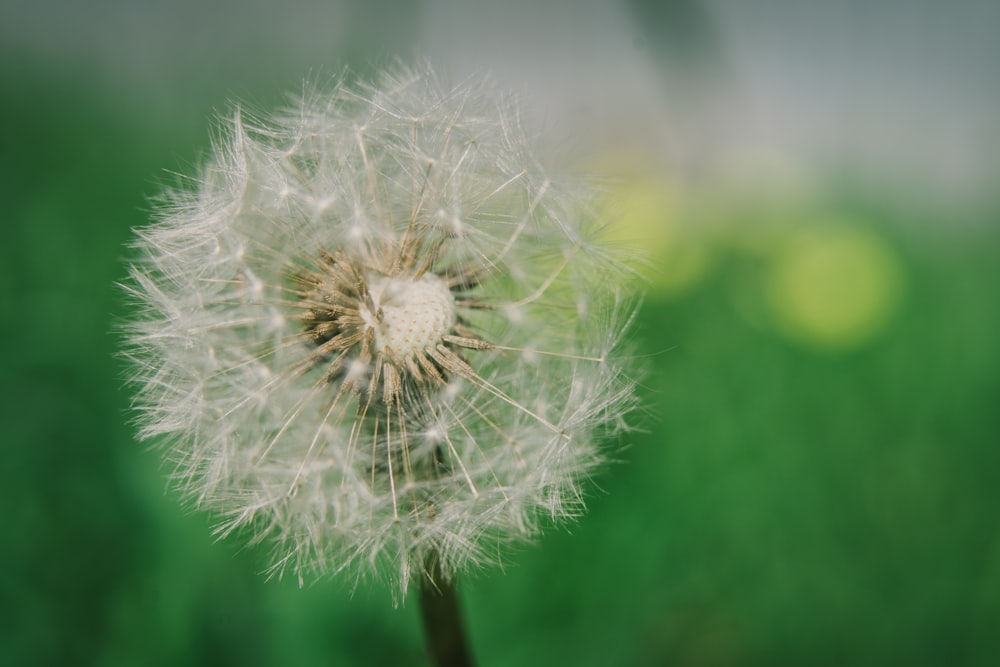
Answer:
[2,64,999,667]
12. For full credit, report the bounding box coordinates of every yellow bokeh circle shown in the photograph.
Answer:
[765,224,903,350]
[601,178,711,297]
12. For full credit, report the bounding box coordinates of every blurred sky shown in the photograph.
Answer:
[2,0,998,209]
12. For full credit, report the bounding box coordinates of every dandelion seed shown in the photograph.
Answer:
[122,65,639,597]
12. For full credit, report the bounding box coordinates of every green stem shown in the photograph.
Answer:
[419,554,475,667]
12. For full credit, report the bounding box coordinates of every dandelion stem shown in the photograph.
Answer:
[419,552,475,667]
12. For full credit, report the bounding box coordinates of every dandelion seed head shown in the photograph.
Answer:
[123,64,640,597]
[363,272,457,358]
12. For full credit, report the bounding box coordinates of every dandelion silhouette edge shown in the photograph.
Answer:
[122,66,640,596]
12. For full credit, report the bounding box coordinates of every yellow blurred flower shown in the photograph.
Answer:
[601,176,712,297]
[765,224,904,351]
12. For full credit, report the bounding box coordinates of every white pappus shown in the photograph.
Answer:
[122,65,640,597]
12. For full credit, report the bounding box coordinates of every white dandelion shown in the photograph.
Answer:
[123,65,639,598]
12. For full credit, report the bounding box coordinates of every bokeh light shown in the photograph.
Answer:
[765,223,904,351]
[602,173,714,297]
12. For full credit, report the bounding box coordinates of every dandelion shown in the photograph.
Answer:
[122,65,639,610]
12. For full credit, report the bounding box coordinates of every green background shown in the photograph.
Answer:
[3,3,999,665]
